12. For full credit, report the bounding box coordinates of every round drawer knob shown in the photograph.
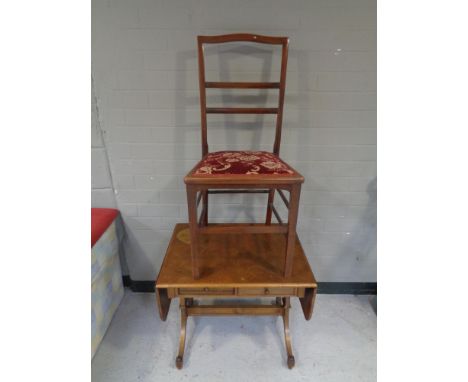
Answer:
[264,288,270,294]
[204,287,209,292]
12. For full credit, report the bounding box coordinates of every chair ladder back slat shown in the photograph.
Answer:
[205,82,280,89]
[206,107,278,114]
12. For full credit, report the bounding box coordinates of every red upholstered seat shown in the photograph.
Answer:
[193,151,294,175]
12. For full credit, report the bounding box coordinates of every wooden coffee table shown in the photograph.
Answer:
[155,223,317,369]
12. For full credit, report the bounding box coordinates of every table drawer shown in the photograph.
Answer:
[178,287,235,296]
[238,287,296,296]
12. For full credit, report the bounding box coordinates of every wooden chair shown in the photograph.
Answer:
[185,33,304,279]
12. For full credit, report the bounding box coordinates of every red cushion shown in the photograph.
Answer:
[193,151,294,175]
[91,208,119,247]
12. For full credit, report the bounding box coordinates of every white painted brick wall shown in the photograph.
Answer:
[92,79,117,209]
[92,0,376,282]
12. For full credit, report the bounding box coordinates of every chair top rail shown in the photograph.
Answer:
[198,34,288,45]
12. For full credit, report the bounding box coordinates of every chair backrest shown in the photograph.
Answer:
[197,33,289,157]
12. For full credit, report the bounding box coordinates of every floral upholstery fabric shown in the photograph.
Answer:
[194,151,294,175]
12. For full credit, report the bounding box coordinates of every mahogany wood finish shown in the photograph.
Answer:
[186,187,200,278]
[282,297,295,369]
[205,81,280,89]
[197,33,289,45]
[176,297,187,369]
[198,223,287,234]
[206,107,278,114]
[188,33,303,278]
[197,33,289,156]
[208,189,269,194]
[155,224,318,369]
[156,225,316,288]
[185,183,303,277]
[155,288,170,321]
[165,34,315,369]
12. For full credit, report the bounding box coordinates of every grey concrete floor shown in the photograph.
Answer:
[92,291,376,382]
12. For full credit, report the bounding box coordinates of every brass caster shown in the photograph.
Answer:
[287,355,295,369]
[176,356,183,369]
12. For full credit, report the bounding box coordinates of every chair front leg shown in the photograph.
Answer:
[186,185,200,279]
[284,184,301,277]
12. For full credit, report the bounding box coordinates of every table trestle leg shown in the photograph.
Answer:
[282,297,295,369]
[176,298,188,369]
[174,296,297,369]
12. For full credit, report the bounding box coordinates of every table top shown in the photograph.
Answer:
[156,224,317,289]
